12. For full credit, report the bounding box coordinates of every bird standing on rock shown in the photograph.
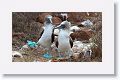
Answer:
[37,15,54,54]
[55,21,73,59]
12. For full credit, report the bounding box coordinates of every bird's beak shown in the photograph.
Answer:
[54,25,62,29]
[46,18,52,23]
[49,19,52,23]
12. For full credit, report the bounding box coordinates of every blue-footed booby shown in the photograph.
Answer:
[37,15,54,53]
[55,21,73,58]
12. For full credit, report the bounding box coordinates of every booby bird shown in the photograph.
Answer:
[37,15,54,53]
[55,21,73,58]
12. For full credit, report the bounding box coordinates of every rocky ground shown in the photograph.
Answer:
[12,12,102,62]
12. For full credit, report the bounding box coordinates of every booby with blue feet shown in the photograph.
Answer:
[55,21,73,58]
[37,15,54,53]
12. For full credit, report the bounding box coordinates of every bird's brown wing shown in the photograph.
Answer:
[37,29,44,41]
[55,40,59,48]
[51,29,55,43]
[69,37,73,48]
[40,29,44,37]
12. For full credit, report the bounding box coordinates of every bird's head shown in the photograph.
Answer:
[55,21,71,30]
[45,15,53,24]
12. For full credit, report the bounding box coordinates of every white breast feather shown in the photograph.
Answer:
[37,24,53,48]
[58,30,71,52]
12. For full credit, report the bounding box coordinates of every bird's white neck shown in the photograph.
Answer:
[59,29,70,38]
[60,29,70,35]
